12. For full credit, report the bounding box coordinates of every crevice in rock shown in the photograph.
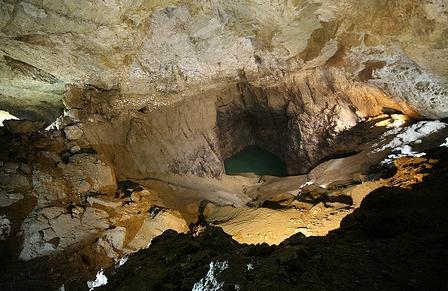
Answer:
[3,56,60,84]
[358,60,387,81]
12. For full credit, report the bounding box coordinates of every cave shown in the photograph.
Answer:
[1,1,448,290]
[224,145,288,177]
[216,94,293,176]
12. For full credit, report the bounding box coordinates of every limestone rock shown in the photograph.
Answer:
[309,202,326,219]
[298,184,353,205]
[3,161,19,173]
[64,125,83,141]
[62,154,116,194]
[87,196,123,209]
[0,215,11,240]
[78,67,399,179]
[0,172,30,190]
[29,153,116,205]
[0,0,447,183]
[1,0,447,123]
[127,210,189,251]
[32,169,67,206]
[96,227,127,260]
[19,206,110,260]
[19,163,31,174]
[0,189,24,207]
[204,204,306,245]
[70,145,81,154]
[38,151,61,164]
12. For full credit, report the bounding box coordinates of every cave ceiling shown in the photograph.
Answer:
[0,0,447,122]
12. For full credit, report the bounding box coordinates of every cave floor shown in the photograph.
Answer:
[98,147,448,290]
[0,117,447,290]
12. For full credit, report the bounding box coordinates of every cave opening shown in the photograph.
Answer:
[217,95,294,177]
[224,145,288,176]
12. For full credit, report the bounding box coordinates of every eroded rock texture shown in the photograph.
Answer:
[59,68,412,179]
[1,0,447,120]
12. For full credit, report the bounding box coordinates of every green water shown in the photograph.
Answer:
[224,146,287,177]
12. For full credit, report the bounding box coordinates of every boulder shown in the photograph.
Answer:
[87,196,123,208]
[0,215,11,240]
[32,169,67,206]
[19,163,31,174]
[64,125,83,140]
[298,184,353,205]
[127,210,189,251]
[63,154,117,194]
[4,162,19,173]
[19,206,110,260]
[0,189,24,207]
[96,227,127,260]
[0,172,30,190]
[70,145,81,154]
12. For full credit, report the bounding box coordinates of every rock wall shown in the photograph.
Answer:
[218,67,411,174]
[0,130,189,268]
[59,66,414,180]
[66,87,223,180]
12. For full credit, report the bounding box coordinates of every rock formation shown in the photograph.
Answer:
[0,0,448,290]
[1,0,447,180]
[97,148,448,290]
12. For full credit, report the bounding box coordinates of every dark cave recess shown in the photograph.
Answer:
[224,145,288,177]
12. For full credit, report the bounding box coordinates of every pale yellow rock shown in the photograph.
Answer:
[126,210,189,251]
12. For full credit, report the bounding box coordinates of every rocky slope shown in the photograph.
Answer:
[93,148,448,290]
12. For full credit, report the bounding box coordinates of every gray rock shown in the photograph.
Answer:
[32,169,67,206]
[4,162,19,173]
[20,163,31,174]
[42,207,65,219]
[19,206,109,260]
[70,145,81,154]
[0,172,30,190]
[64,125,83,140]
[127,211,189,251]
[96,227,127,260]
[39,151,62,164]
[0,190,25,207]
[0,215,11,240]
[63,154,116,194]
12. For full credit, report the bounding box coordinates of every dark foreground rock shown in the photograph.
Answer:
[101,148,448,291]
[3,120,46,134]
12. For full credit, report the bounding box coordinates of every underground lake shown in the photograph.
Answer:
[224,145,288,177]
